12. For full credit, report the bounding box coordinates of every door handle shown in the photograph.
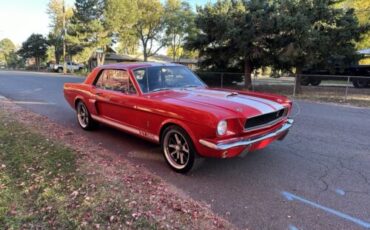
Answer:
[96,92,103,96]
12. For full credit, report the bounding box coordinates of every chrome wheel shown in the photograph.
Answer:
[163,130,191,170]
[77,102,89,128]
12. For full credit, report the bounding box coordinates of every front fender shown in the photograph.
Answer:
[158,118,214,156]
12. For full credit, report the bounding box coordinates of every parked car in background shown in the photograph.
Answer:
[301,65,370,88]
[64,62,294,173]
[50,61,84,73]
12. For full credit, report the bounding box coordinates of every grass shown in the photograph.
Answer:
[251,85,370,107]
[0,112,155,229]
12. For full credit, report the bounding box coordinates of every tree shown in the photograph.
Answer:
[166,46,199,59]
[104,0,139,55]
[0,38,16,67]
[270,0,362,94]
[68,0,110,66]
[134,0,166,61]
[187,0,363,91]
[336,0,370,50]
[46,0,73,63]
[335,0,370,64]
[164,0,196,61]
[186,0,274,89]
[18,34,49,70]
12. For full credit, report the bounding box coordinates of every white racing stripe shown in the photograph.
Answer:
[228,96,275,114]
[242,95,284,111]
[185,88,284,114]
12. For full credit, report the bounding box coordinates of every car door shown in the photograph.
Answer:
[93,69,139,128]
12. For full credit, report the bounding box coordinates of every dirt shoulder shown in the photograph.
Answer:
[0,98,235,229]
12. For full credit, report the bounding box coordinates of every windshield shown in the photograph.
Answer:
[132,66,205,93]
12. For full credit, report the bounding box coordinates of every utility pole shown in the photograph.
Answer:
[62,0,67,74]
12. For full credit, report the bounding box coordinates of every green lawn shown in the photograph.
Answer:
[0,113,155,229]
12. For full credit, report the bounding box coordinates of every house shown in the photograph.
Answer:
[126,54,199,70]
[357,48,370,65]
[88,48,140,69]
[89,47,199,70]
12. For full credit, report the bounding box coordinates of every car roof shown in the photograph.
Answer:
[98,62,184,70]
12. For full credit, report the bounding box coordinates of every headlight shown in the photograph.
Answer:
[217,120,227,136]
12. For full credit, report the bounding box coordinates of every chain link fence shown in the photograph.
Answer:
[195,72,370,106]
[196,72,245,88]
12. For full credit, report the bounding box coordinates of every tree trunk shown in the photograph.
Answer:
[244,58,253,90]
[294,66,302,95]
[55,49,60,64]
[36,57,40,71]
[97,52,106,66]
[142,40,148,62]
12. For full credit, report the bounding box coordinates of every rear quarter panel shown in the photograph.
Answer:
[63,83,94,111]
[63,67,101,111]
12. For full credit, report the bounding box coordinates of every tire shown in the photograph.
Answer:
[310,79,321,86]
[352,79,368,88]
[58,67,63,73]
[76,101,98,130]
[300,76,310,86]
[161,125,196,173]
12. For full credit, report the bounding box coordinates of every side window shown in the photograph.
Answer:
[95,69,137,95]
[133,68,148,93]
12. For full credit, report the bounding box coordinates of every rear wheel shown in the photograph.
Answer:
[352,79,369,88]
[300,76,310,86]
[57,67,63,73]
[161,126,196,173]
[76,101,97,130]
[310,79,321,86]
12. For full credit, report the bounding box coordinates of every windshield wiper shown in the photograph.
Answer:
[182,85,199,89]
[151,88,171,92]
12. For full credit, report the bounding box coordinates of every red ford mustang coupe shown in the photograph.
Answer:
[64,62,293,173]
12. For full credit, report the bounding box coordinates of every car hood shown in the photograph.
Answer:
[150,88,285,118]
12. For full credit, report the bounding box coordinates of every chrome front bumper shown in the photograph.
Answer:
[199,119,294,150]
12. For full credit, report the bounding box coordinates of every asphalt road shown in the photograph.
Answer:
[1,70,370,230]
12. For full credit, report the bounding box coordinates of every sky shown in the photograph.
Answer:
[0,0,215,46]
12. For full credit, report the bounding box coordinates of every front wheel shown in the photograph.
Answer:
[161,126,196,173]
[76,101,97,130]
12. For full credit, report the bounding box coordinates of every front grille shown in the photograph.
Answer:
[245,108,286,130]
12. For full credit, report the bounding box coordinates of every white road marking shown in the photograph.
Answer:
[282,191,370,229]
[335,189,346,196]
[288,224,299,230]
[12,101,55,105]
[20,88,43,94]
[0,94,54,105]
